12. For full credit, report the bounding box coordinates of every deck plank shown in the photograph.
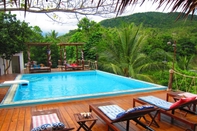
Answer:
[0,91,195,131]
[0,73,196,131]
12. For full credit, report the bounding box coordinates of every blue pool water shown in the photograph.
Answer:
[2,70,167,107]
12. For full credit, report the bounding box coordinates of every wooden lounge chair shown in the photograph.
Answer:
[89,102,158,131]
[65,63,84,71]
[30,109,74,131]
[133,96,197,131]
[166,91,197,114]
[29,66,51,73]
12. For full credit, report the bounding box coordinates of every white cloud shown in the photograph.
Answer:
[13,1,170,36]
[14,12,79,36]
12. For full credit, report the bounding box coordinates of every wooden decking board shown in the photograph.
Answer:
[59,104,76,128]
[0,109,7,130]
[1,122,9,131]
[8,109,19,130]
[11,108,19,122]
[16,108,24,131]
[4,109,13,130]
[16,120,24,131]
[24,107,31,131]
[0,92,194,131]
[0,73,197,131]
[64,103,79,128]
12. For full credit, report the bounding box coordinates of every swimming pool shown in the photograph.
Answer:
[1,70,167,107]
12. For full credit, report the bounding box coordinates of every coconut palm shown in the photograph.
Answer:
[99,23,159,82]
[46,30,59,40]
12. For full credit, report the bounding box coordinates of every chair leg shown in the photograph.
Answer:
[133,118,154,131]
[148,110,160,127]
[126,120,130,131]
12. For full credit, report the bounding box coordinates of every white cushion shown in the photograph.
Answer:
[139,96,172,110]
[98,105,125,120]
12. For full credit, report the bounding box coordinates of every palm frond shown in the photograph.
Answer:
[94,0,197,17]
[135,73,156,83]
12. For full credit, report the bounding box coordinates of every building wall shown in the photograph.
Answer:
[0,58,3,76]
[13,52,25,73]
[0,52,24,75]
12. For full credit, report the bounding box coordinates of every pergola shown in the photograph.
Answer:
[58,43,85,65]
[26,43,52,67]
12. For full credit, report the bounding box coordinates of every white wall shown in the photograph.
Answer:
[0,52,24,75]
[13,52,24,73]
[0,57,3,76]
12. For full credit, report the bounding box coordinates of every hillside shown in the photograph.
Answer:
[100,12,197,28]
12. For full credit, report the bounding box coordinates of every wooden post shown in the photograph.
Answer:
[95,61,98,70]
[63,46,66,65]
[47,45,51,67]
[76,45,78,63]
[168,69,174,91]
[27,45,31,73]
[60,45,62,64]
[168,41,176,91]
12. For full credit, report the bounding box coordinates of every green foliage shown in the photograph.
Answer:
[0,12,32,74]
[43,30,60,68]
[98,23,159,81]
[0,12,32,59]
[29,26,44,42]
[69,32,84,42]
[146,70,169,85]
[30,46,48,65]
[84,32,102,60]
[172,68,197,94]
[23,26,44,64]
[11,12,197,92]
[100,12,197,29]
[68,17,104,61]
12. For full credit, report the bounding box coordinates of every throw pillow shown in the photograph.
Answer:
[52,122,65,130]
[116,105,154,118]
[169,96,196,109]
[31,122,65,131]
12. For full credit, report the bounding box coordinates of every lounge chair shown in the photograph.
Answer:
[133,96,197,131]
[65,63,84,71]
[89,102,158,131]
[166,91,197,114]
[30,109,74,131]
[29,64,51,73]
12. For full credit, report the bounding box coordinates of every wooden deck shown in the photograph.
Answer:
[0,73,196,131]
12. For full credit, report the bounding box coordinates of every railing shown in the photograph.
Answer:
[170,69,197,93]
[83,60,97,70]
[57,60,98,71]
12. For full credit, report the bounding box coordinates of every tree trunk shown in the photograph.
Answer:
[2,58,12,75]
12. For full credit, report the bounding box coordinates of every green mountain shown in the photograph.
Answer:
[100,12,197,28]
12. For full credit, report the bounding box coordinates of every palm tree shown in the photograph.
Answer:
[46,30,58,40]
[99,23,158,82]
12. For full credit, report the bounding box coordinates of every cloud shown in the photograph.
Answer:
[13,1,170,36]
[14,12,79,36]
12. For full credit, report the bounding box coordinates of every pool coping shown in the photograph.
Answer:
[0,70,168,108]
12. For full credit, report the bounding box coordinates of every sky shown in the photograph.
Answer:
[13,1,170,36]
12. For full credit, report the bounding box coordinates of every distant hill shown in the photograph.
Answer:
[99,12,197,28]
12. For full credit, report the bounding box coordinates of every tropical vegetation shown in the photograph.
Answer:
[2,11,197,93]
[0,12,32,74]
